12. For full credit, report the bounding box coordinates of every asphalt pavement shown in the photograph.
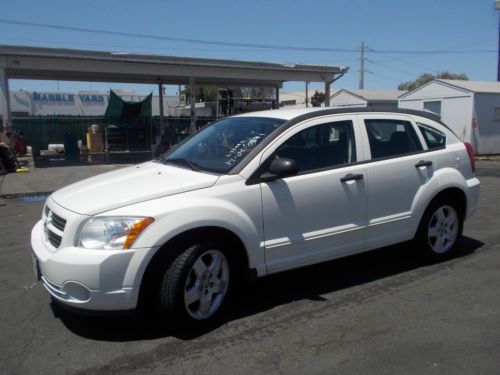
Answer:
[0,160,499,374]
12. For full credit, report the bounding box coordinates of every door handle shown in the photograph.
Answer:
[415,160,433,168]
[340,173,364,183]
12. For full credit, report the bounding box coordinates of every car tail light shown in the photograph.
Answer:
[464,142,475,173]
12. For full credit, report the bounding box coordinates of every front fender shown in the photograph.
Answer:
[105,193,265,287]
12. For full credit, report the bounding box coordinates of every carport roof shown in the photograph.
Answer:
[0,45,348,87]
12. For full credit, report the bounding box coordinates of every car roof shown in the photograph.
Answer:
[233,107,327,120]
[235,106,444,124]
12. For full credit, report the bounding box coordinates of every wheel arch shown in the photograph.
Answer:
[413,186,467,240]
[427,187,467,219]
[136,226,254,310]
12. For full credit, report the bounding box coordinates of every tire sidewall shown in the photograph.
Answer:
[161,240,234,324]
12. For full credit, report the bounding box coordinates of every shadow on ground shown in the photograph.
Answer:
[51,236,483,341]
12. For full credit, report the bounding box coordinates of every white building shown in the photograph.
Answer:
[398,79,500,154]
[330,89,406,109]
[279,89,405,109]
[279,89,324,108]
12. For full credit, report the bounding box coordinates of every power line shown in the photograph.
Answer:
[365,47,441,73]
[367,47,495,54]
[366,58,418,76]
[0,18,497,55]
[0,19,358,53]
[0,37,280,54]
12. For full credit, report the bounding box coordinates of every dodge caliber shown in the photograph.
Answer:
[31,108,480,322]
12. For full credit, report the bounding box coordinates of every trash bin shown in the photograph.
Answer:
[31,141,41,158]
[0,143,16,173]
[64,132,79,160]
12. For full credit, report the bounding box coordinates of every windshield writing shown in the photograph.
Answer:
[161,117,285,174]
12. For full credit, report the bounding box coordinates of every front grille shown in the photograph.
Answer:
[47,230,63,248]
[51,213,67,232]
[44,207,66,249]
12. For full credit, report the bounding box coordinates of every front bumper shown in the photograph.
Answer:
[31,220,145,311]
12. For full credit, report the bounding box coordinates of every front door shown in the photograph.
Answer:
[259,116,367,273]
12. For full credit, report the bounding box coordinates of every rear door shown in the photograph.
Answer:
[359,114,436,249]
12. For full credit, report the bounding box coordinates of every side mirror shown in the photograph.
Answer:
[260,158,299,182]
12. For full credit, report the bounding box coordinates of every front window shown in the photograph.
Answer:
[273,120,356,173]
[161,117,285,174]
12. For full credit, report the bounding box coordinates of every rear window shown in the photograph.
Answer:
[418,123,446,150]
[364,119,423,159]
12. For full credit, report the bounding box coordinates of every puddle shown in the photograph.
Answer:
[0,192,51,202]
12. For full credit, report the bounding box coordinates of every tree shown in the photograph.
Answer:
[310,90,325,107]
[398,72,469,91]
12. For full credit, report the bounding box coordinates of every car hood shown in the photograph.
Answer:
[51,161,220,215]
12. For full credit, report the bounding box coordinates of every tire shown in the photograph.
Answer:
[415,199,463,259]
[159,241,231,322]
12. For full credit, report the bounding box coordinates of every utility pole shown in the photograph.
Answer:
[496,1,500,81]
[359,41,365,89]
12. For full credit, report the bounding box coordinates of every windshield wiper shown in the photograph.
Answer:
[163,158,200,171]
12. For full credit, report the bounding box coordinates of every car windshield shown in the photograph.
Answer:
[160,116,286,174]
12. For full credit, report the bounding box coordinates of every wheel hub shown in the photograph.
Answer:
[427,205,459,254]
[184,249,229,320]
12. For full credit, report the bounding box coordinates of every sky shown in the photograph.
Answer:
[1,0,499,96]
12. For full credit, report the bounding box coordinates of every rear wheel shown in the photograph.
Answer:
[416,200,463,259]
[159,241,231,322]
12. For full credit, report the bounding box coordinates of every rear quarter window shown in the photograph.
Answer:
[418,123,446,150]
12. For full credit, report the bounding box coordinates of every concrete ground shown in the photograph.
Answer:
[0,162,129,197]
[0,161,499,374]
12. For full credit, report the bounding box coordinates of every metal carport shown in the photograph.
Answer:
[0,44,348,132]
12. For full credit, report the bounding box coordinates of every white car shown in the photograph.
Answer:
[31,108,480,322]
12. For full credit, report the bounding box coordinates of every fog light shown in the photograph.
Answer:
[64,282,91,302]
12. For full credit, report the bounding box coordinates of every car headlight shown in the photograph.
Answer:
[77,217,154,250]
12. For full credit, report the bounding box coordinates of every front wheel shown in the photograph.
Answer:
[160,242,231,322]
[416,200,463,259]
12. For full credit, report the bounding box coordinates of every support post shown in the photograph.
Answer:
[0,68,11,133]
[158,82,165,137]
[189,76,197,134]
[275,86,280,109]
[324,81,331,107]
[498,16,500,81]
[496,1,500,81]
[305,82,309,107]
